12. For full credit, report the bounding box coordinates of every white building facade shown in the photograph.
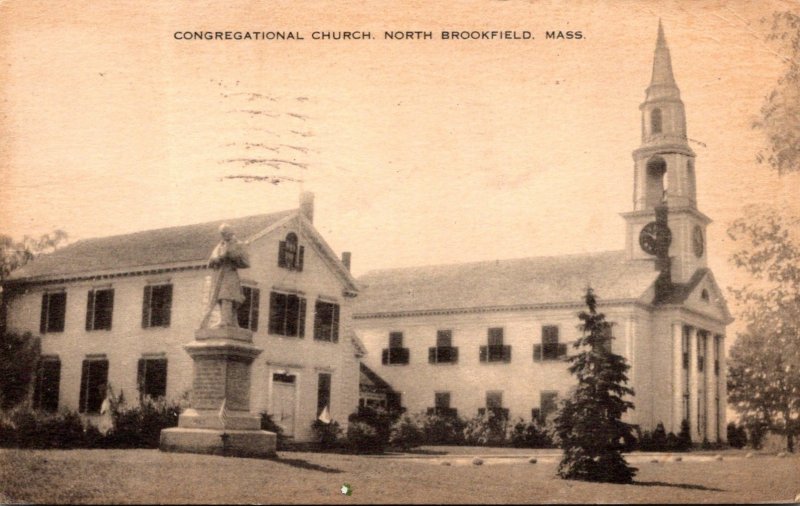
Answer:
[353,24,732,443]
[5,194,363,443]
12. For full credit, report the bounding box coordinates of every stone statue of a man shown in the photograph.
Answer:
[201,224,250,329]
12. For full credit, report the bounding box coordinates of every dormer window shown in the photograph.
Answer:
[278,232,304,271]
[651,108,663,134]
[701,289,710,302]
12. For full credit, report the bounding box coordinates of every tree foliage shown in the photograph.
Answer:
[554,288,637,483]
[0,330,41,410]
[0,230,68,281]
[727,208,800,452]
[754,10,800,174]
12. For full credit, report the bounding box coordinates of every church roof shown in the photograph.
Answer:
[7,210,296,282]
[353,250,660,317]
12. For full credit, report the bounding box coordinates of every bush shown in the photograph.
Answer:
[676,419,692,451]
[103,394,181,448]
[463,411,507,446]
[259,412,287,450]
[348,406,396,449]
[346,421,382,453]
[389,413,425,450]
[311,419,342,449]
[420,412,466,445]
[508,418,555,448]
[0,406,95,449]
[0,331,41,410]
[651,423,668,450]
[726,422,748,449]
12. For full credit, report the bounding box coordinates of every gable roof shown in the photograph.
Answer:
[658,268,734,323]
[360,363,395,393]
[353,250,660,317]
[8,210,296,282]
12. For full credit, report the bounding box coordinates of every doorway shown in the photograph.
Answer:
[271,372,297,437]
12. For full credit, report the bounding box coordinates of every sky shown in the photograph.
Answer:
[2,0,799,337]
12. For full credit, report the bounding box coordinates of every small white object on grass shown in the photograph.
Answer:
[472,457,483,466]
[745,452,754,458]
[714,455,723,461]
[777,452,787,458]
[794,493,800,502]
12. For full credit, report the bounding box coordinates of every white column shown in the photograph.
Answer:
[671,322,683,434]
[717,335,727,442]
[687,326,699,442]
[705,332,716,442]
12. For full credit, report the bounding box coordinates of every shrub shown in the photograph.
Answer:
[508,418,555,448]
[676,419,692,451]
[651,423,668,450]
[420,412,466,445]
[259,412,287,450]
[0,406,94,449]
[346,421,382,453]
[311,419,342,449]
[348,406,396,449]
[666,432,681,451]
[389,413,425,450]
[463,411,507,446]
[104,395,181,448]
[0,331,41,410]
[727,422,747,448]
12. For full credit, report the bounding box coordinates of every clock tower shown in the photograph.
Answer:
[622,21,711,284]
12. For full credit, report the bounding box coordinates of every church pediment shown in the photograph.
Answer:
[662,269,733,323]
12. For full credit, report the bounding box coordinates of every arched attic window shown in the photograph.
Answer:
[645,156,668,206]
[278,232,304,271]
[651,108,663,135]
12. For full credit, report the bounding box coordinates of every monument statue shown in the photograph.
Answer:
[201,224,250,329]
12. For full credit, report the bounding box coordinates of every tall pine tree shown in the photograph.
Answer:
[555,288,637,483]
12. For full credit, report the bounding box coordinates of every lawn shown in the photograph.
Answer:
[0,447,797,504]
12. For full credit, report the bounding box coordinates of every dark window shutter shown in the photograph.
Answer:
[40,293,49,334]
[86,290,95,331]
[278,241,287,267]
[479,346,487,362]
[161,285,173,327]
[268,292,280,334]
[79,360,90,413]
[298,298,306,337]
[332,304,339,343]
[142,286,152,328]
[381,349,389,365]
[104,290,114,330]
[313,301,322,340]
[137,358,145,394]
[297,246,305,271]
[533,344,542,362]
[558,343,567,358]
[452,347,459,363]
[429,347,436,363]
[44,360,61,412]
[251,289,260,332]
[50,293,66,332]
[286,295,299,336]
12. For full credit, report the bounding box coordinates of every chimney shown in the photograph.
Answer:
[654,203,673,303]
[300,191,314,223]
[341,252,351,272]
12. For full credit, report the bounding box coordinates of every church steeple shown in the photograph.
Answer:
[622,22,711,285]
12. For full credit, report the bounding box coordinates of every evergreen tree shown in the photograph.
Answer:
[554,288,637,483]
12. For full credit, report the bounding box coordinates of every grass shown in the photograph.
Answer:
[0,447,797,504]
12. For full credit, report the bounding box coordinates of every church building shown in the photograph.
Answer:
[4,193,363,443]
[353,23,733,443]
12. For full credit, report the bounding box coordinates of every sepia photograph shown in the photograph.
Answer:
[1,0,798,503]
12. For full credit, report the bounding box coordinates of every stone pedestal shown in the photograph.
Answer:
[160,326,276,458]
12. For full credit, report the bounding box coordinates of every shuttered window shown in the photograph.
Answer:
[33,358,61,412]
[317,373,332,416]
[277,233,305,271]
[236,286,260,331]
[142,284,172,328]
[268,291,306,337]
[86,288,114,331]
[313,300,339,342]
[40,291,66,334]
[137,358,167,399]
[79,359,109,414]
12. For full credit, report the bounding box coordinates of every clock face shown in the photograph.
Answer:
[639,221,672,255]
[693,225,704,258]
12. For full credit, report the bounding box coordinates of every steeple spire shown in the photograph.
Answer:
[649,19,677,91]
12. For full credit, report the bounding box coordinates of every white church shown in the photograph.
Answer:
[352,23,732,443]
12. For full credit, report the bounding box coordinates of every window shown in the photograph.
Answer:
[79,359,109,414]
[651,108,662,134]
[40,291,66,334]
[479,391,509,420]
[701,289,710,302]
[237,286,260,331]
[33,358,61,412]
[480,328,511,363]
[313,300,339,342]
[268,292,306,337]
[317,373,331,416]
[383,331,410,365]
[137,358,167,399]
[142,284,172,328]
[429,330,458,364]
[86,288,114,331]
[278,232,304,271]
[428,391,457,417]
[534,325,566,361]
[646,156,668,206]
[536,391,559,424]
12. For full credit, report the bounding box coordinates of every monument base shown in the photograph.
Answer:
[160,427,277,458]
